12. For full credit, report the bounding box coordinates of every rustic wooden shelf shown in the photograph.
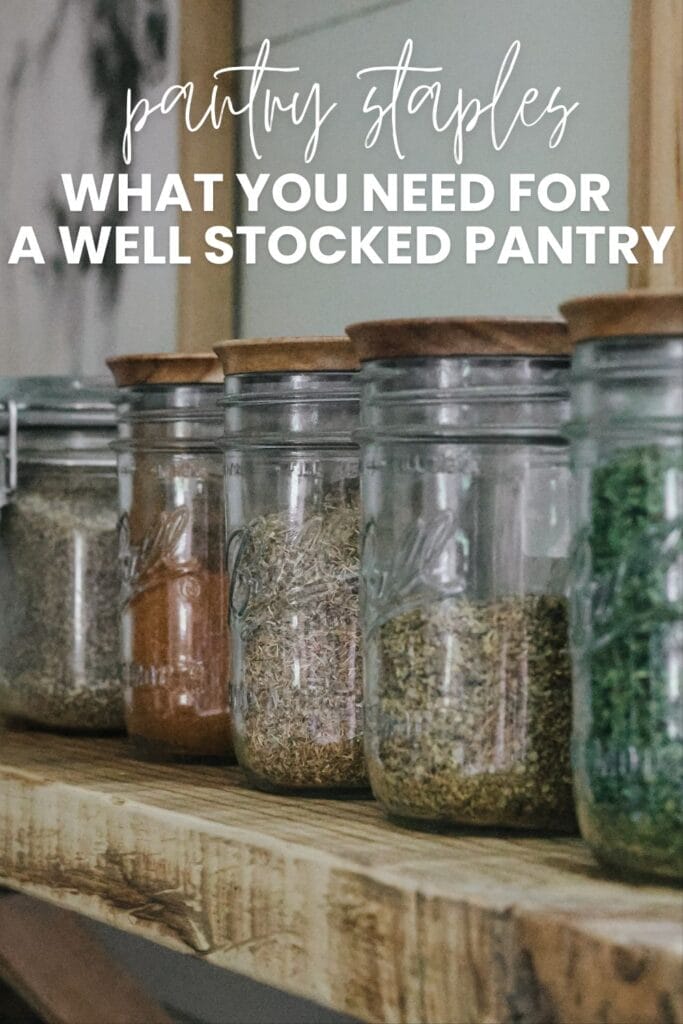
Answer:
[0,729,680,1024]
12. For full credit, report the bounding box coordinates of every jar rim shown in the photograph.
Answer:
[569,334,683,388]
[222,369,360,397]
[361,353,570,369]
[17,453,118,468]
[15,425,117,466]
[0,376,118,427]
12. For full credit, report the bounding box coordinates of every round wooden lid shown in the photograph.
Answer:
[560,290,683,344]
[346,318,569,361]
[214,337,359,375]
[107,353,223,387]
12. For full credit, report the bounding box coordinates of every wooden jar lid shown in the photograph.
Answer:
[107,353,223,386]
[214,337,359,375]
[345,318,569,361]
[560,290,683,344]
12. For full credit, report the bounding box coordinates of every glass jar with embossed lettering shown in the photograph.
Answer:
[0,377,122,732]
[562,291,683,881]
[347,318,574,831]
[109,354,232,762]
[215,338,367,794]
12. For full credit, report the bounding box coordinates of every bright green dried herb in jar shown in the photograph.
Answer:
[573,444,683,877]
[366,594,574,830]
[563,290,683,881]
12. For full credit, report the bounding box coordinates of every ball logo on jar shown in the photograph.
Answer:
[227,526,254,618]
[362,510,470,630]
[229,513,358,621]
[119,506,201,605]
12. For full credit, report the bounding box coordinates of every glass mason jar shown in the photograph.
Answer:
[563,291,683,881]
[0,400,16,516]
[215,338,367,794]
[346,318,575,830]
[0,377,123,732]
[108,354,232,762]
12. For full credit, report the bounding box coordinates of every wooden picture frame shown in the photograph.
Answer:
[629,0,683,289]
[177,0,237,353]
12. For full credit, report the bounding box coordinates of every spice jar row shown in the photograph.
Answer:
[0,289,679,885]
[344,298,681,882]
[0,364,233,761]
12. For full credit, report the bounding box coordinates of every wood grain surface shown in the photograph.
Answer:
[0,730,680,1024]
[214,337,358,374]
[561,289,683,343]
[107,352,224,386]
[345,318,570,362]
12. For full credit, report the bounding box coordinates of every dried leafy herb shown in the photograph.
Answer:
[574,444,683,878]
[0,468,123,732]
[366,595,574,830]
[231,486,367,791]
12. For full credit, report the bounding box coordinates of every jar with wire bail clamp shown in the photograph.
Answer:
[347,318,575,831]
[0,399,16,519]
[215,337,367,794]
[562,290,683,881]
[0,377,123,732]
[108,354,232,762]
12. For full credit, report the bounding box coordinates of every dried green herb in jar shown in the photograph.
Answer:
[231,487,367,791]
[0,469,123,732]
[366,594,574,830]
[576,444,683,876]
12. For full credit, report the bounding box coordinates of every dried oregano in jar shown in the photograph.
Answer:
[348,317,574,829]
[366,594,574,830]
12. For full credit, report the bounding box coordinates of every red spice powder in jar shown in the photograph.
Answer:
[124,563,232,761]
[109,352,233,761]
